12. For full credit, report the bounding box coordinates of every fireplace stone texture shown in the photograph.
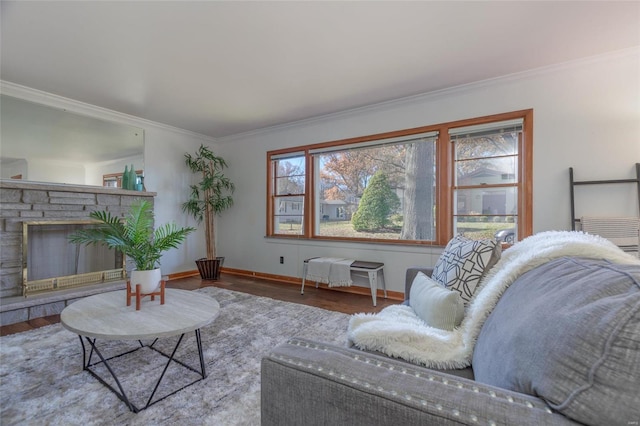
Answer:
[0,180,156,325]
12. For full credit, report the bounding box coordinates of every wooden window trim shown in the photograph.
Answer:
[266,109,533,245]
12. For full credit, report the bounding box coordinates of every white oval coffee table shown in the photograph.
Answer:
[61,289,220,413]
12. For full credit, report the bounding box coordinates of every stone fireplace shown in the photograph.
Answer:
[0,180,155,325]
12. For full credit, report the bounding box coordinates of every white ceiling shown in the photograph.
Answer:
[1,1,639,139]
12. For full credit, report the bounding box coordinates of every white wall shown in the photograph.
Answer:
[0,158,27,179]
[142,126,214,275]
[213,48,640,293]
[4,48,638,293]
[26,158,86,184]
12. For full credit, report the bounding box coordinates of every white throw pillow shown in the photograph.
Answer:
[432,235,500,303]
[409,272,465,331]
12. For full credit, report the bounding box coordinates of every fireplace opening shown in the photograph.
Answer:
[23,221,126,296]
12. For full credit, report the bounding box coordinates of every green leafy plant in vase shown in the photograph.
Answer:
[68,199,195,293]
[182,144,235,280]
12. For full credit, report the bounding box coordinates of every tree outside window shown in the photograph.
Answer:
[313,136,435,241]
[267,109,532,245]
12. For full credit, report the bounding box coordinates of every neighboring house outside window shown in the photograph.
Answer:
[270,153,305,235]
[267,109,532,246]
[451,118,525,243]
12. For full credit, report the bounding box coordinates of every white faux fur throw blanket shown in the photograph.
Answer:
[347,231,640,369]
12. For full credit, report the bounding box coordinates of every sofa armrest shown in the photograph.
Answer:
[405,267,434,302]
[261,338,578,426]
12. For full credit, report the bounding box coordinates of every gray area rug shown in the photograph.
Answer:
[0,287,351,425]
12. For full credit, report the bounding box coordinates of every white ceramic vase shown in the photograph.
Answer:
[130,268,162,294]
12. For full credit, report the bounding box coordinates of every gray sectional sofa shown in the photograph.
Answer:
[261,232,640,425]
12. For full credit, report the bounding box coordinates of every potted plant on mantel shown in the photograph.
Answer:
[182,144,235,280]
[68,200,195,293]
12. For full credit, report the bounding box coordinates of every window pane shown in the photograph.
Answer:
[454,186,517,241]
[454,215,518,242]
[455,187,517,216]
[272,217,304,235]
[453,122,521,242]
[273,195,304,235]
[275,156,305,195]
[453,131,518,160]
[315,138,436,241]
[456,155,518,185]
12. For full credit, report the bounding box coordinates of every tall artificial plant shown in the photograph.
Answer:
[182,144,235,260]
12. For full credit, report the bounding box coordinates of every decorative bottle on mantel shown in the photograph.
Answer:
[128,164,136,190]
[122,165,129,189]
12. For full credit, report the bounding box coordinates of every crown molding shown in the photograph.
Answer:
[4,46,637,146]
[216,46,640,144]
[0,81,215,142]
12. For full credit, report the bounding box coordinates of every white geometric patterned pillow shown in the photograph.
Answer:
[432,235,500,303]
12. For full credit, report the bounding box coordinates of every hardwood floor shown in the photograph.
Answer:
[0,273,402,337]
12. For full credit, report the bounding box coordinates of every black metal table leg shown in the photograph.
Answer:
[77,328,207,413]
[196,329,206,378]
[82,336,137,412]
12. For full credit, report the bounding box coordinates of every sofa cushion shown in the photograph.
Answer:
[409,272,465,331]
[472,256,640,426]
[432,234,500,303]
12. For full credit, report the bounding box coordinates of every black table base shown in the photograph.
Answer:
[78,329,206,413]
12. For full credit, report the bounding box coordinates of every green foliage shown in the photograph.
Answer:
[182,144,235,259]
[351,172,400,232]
[183,145,235,221]
[68,200,195,271]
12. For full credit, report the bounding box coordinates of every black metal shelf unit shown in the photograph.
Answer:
[569,163,640,230]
